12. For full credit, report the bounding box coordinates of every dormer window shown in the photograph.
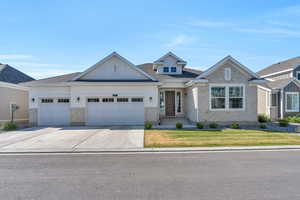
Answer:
[296,71,300,80]
[163,67,169,73]
[171,67,177,72]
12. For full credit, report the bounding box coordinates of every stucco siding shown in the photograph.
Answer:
[186,86,198,122]
[0,87,28,124]
[71,108,85,126]
[145,107,159,123]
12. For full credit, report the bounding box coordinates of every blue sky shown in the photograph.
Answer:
[1,0,300,79]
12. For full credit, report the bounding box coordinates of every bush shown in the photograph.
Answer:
[209,122,218,129]
[176,122,183,129]
[196,123,204,129]
[284,116,300,123]
[278,119,289,127]
[3,122,17,131]
[259,124,267,129]
[144,122,152,129]
[258,114,269,123]
[230,122,240,129]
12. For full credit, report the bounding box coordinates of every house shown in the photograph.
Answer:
[23,52,270,126]
[0,63,34,126]
[257,56,300,120]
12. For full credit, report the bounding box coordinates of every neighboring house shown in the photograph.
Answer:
[0,63,34,125]
[23,52,269,126]
[257,56,300,120]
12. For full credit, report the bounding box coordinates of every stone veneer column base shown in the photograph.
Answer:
[29,108,38,126]
[145,107,159,124]
[71,108,86,126]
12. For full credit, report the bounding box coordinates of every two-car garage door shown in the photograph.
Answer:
[86,97,144,126]
[38,97,144,126]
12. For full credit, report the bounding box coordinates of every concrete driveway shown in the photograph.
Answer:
[0,126,144,152]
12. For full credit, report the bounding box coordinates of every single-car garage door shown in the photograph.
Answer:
[38,98,71,126]
[86,97,144,126]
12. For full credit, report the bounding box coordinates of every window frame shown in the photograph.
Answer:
[171,66,177,73]
[209,84,245,111]
[163,67,169,73]
[285,92,299,112]
[296,71,300,80]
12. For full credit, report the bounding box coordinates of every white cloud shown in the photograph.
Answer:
[0,54,34,60]
[236,28,300,37]
[164,35,196,49]
[186,20,232,28]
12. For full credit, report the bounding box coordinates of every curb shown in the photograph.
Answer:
[1,145,300,154]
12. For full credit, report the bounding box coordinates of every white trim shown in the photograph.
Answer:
[281,78,300,90]
[0,81,28,91]
[24,81,162,87]
[248,79,267,83]
[257,85,271,92]
[0,118,28,122]
[209,83,245,111]
[72,52,156,81]
[185,79,208,87]
[154,52,187,65]
[197,55,259,79]
[260,68,293,78]
[280,90,283,119]
[224,67,231,81]
[285,92,299,112]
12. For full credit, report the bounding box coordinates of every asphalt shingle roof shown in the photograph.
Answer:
[257,56,300,77]
[0,64,34,84]
[265,78,292,89]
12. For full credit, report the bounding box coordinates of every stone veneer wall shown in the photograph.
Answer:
[71,108,85,126]
[145,107,159,124]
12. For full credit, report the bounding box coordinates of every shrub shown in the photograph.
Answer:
[176,122,183,129]
[278,119,289,127]
[209,122,218,129]
[259,124,267,129]
[144,122,152,129]
[3,122,17,131]
[230,122,240,129]
[196,123,204,129]
[284,116,300,123]
[258,114,269,123]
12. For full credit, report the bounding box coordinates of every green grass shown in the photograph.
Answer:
[144,129,300,148]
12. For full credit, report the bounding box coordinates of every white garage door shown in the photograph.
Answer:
[86,97,144,126]
[38,98,70,126]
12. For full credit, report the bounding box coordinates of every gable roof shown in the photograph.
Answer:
[154,52,187,65]
[138,63,202,80]
[23,72,81,85]
[257,56,300,77]
[196,55,259,79]
[72,52,156,81]
[0,64,34,84]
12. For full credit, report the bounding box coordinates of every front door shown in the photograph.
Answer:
[165,91,175,116]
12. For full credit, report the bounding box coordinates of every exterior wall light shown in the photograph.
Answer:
[32,98,35,102]
[149,97,153,101]
[77,97,80,102]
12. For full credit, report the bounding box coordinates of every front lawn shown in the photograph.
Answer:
[144,129,300,148]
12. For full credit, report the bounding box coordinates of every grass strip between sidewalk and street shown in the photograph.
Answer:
[144,129,300,148]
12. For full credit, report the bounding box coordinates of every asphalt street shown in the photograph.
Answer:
[1,150,300,200]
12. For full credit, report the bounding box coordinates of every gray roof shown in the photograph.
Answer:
[24,72,81,84]
[0,64,34,84]
[265,78,292,89]
[138,63,202,80]
[257,56,300,77]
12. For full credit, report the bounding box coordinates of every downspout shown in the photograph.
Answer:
[280,89,283,119]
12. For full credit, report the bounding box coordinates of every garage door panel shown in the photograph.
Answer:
[39,99,70,126]
[86,98,144,126]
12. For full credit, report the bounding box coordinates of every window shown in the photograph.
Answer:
[176,91,181,112]
[286,92,299,112]
[102,98,114,102]
[296,71,300,80]
[160,92,165,113]
[210,85,245,110]
[58,98,69,103]
[163,67,169,73]
[224,68,231,81]
[41,98,53,103]
[131,98,143,102]
[271,93,278,106]
[117,98,129,102]
[229,86,243,109]
[211,87,226,109]
[171,67,177,72]
[88,98,99,102]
